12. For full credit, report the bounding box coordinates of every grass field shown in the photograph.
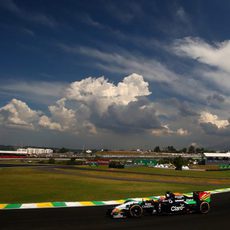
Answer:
[0,166,230,203]
[77,165,230,178]
[55,167,230,186]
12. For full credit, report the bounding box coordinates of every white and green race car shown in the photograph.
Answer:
[107,191,211,218]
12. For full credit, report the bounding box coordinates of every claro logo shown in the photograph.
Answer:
[171,204,185,211]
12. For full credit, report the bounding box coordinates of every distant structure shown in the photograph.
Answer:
[203,152,230,165]
[86,149,92,154]
[0,150,27,158]
[17,148,53,155]
[0,148,53,158]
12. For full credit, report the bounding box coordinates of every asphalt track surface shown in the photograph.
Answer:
[0,192,229,230]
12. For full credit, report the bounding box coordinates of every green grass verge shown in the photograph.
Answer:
[77,165,230,178]
[56,167,230,186]
[0,167,229,203]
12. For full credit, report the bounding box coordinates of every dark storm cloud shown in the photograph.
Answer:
[92,99,161,133]
[200,123,230,136]
[207,93,225,105]
[166,98,198,117]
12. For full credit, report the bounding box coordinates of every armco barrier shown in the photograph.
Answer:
[0,187,230,210]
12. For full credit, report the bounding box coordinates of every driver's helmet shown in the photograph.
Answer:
[165,191,173,199]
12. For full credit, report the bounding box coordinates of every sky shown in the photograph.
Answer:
[0,0,230,150]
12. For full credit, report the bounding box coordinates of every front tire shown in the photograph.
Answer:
[129,205,143,217]
[200,202,210,214]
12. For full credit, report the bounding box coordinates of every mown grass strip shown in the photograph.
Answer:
[76,165,230,179]
[57,167,230,186]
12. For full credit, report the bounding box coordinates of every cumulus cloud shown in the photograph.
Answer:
[47,99,77,131]
[177,128,189,136]
[0,98,40,129]
[39,115,62,131]
[151,125,189,136]
[65,73,151,114]
[38,98,92,134]
[199,111,229,129]
[0,74,198,139]
[0,74,164,135]
[44,98,98,134]
[64,73,163,134]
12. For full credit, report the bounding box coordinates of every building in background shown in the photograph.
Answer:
[203,152,230,165]
[0,148,53,158]
[0,150,27,158]
[17,148,53,155]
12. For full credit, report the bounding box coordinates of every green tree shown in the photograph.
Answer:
[154,146,161,152]
[48,158,55,164]
[167,146,177,153]
[179,148,187,153]
[59,147,69,153]
[173,156,184,170]
[67,158,76,165]
[196,147,204,153]
[188,145,195,153]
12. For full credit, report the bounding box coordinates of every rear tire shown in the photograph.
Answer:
[130,205,143,217]
[200,202,210,214]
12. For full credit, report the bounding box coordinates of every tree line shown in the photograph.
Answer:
[153,145,207,154]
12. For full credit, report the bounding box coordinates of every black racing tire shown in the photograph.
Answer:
[129,205,143,218]
[199,202,210,214]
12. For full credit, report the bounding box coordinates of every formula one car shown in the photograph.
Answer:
[107,191,211,218]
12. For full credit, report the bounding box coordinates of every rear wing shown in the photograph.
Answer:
[193,191,211,203]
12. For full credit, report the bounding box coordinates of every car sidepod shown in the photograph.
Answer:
[158,200,188,214]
